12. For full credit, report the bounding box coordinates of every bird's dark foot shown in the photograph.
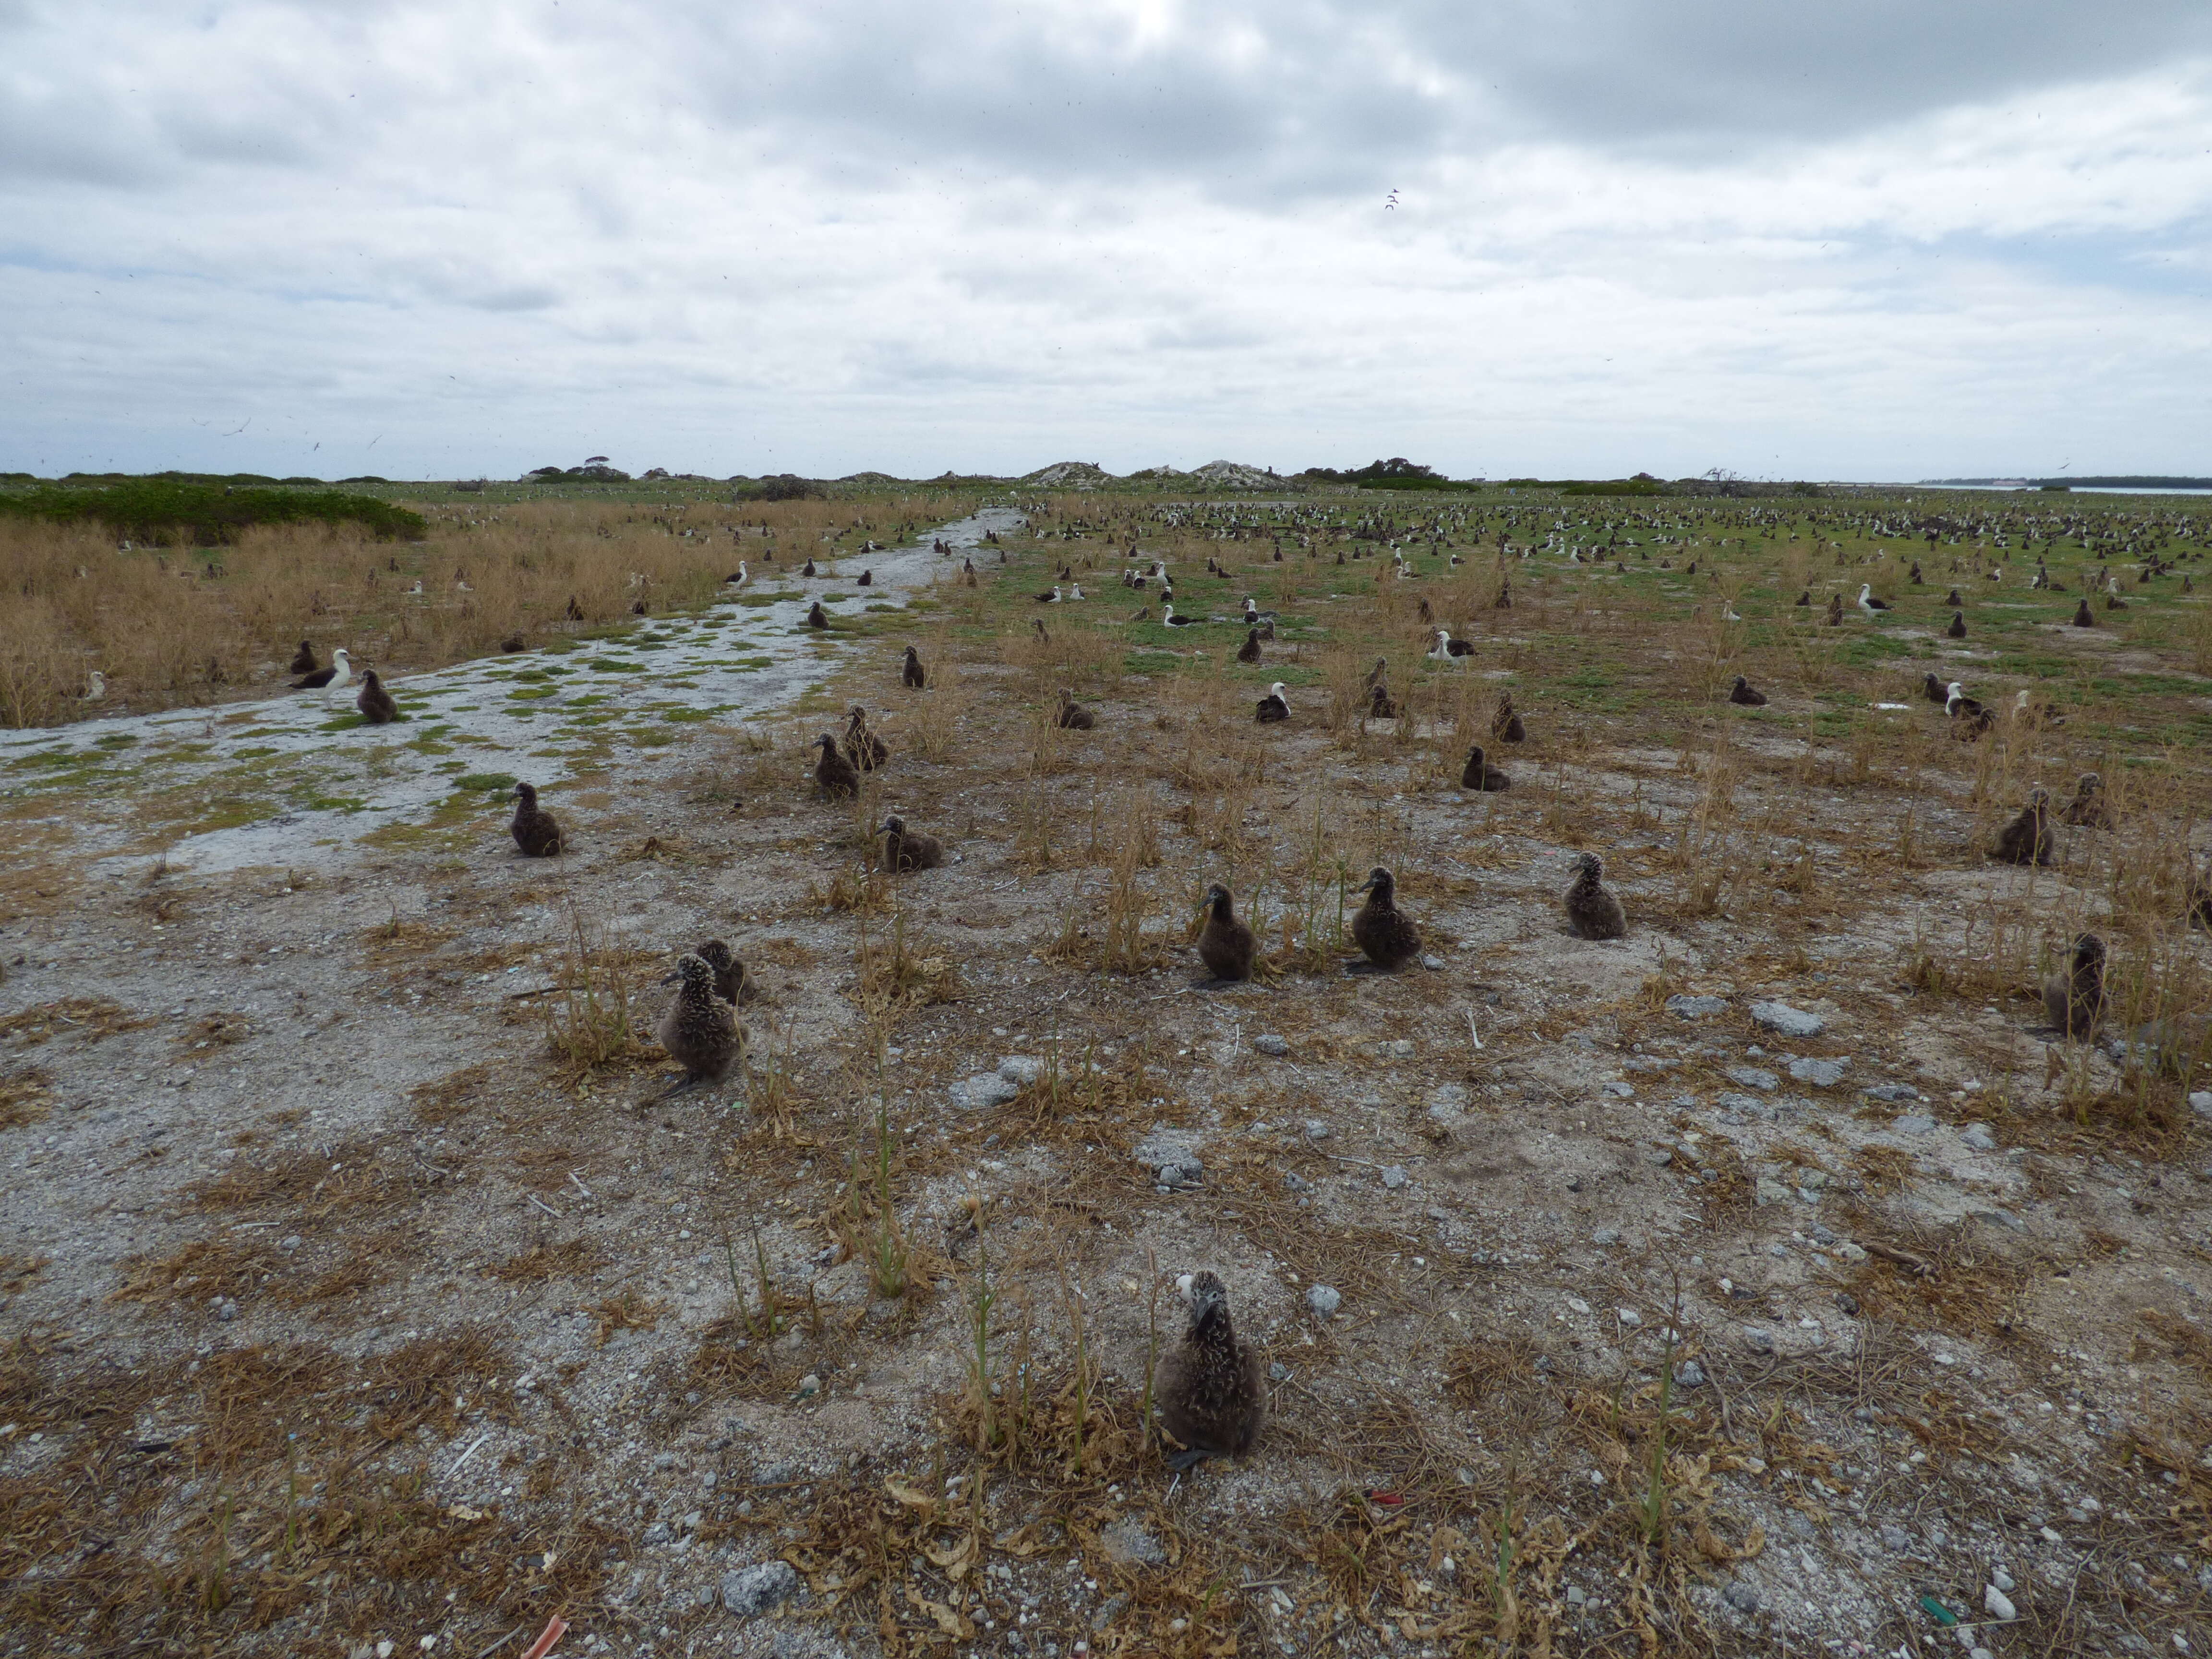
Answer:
[1165,1448,1213,1473]
[649,1077,701,1105]
[1343,960,1393,976]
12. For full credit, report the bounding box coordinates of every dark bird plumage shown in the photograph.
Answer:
[1461,743,1509,791]
[1793,589,1809,606]
[856,569,872,586]
[289,640,318,675]
[1564,852,1627,939]
[291,647,351,691]
[883,814,944,871]
[2071,598,2095,627]
[1350,866,1422,970]
[510,782,563,856]
[355,669,397,724]
[1989,786,2054,865]
[1236,628,1262,664]
[2060,771,2112,829]
[2041,934,2106,1040]
[1943,587,1962,607]
[1947,610,1967,638]
[813,733,859,796]
[1727,675,1767,707]
[1055,688,1095,730]
[656,953,743,1094]
[901,645,926,689]
[1362,657,1389,691]
[802,558,817,577]
[1823,593,1843,625]
[1154,1271,1265,1470]
[806,601,830,629]
[1491,694,1526,743]
[1196,885,1257,983]
[690,938,754,1005]
[842,706,890,770]
[1367,682,1398,720]
[1922,672,1950,705]
[1254,682,1289,723]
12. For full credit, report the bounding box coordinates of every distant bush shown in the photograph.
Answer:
[0,481,426,544]
[732,474,823,501]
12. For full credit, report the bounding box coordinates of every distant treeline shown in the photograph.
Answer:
[0,479,426,544]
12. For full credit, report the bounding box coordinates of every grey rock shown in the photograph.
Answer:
[1425,1083,1471,1119]
[1303,1119,1330,1141]
[1591,1227,1620,1247]
[1644,1146,1673,1166]
[1750,1001,1826,1039]
[1723,1582,1760,1614]
[2190,1090,2212,1117]
[1254,1034,1289,1057]
[1380,1039,1416,1058]
[1879,1524,1911,1553]
[1837,1241,1868,1263]
[1754,1178,1793,1207]
[1991,1567,2015,1593]
[1970,1207,2024,1231]
[1565,1586,1586,1606]
[1864,1083,1920,1102]
[795,1373,821,1397]
[1306,1284,1342,1318]
[1892,1114,1937,1134]
[1665,995,1728,1019]
[722,1560,801,1616]
[998,1055,1045,1085]
[1283,1171,1311,1193]
[954,1073,1021,1108]
[1743,1326,1774,1354]
[1100,1517,1166,1566]
[1380,1165,1409,1190]
[215,1297,238,1322]
[1984,1585,2016,1621]
[1091,1593,1130,1632]
[1724,1066,1779,1092]
[1421,954,1444,971]
[1600,1080,1633,1099]
[1269,1362,1290,1382]
[1960,1123,1997,1152]
[644,1521,671,1545]
[1673,1359,1707,1388]
[1716,1091,1770,1117]
[1133,1127,1204,1188]
[1787,1056,1850,1089]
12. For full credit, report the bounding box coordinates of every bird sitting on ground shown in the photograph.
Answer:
[2041,934,2106,1040]
[801,558,817,577]
[1461,743,1509,791]
[1367,681,1398,720]
[1922,672,1950,705]
[1563,852,1627,939]
[1491,693,1526,742]
[1823,593,1844,625]
[1035,585,1062,604]
[1943,588,1962,607]
[688,938,754,1005]
[1947,611,1967,639]
[1155,1271,1265,1471]
[806,601,830,629]
[510,782,563,856]
[813,734,859,797]
[1427,628,1475,660]
[2072,598,2095,627]
[655,953,743,1098]
[1254,682,1290,723]
[2060,771,2112,829]
[856,569,872,587]
[901,645,926,689]
[1989,786,2054,865]
[355,669,398,723]
[1237,628,1262,664]
[882,815,944,871]
[726,563,748,588]
[1362,657,1389,691]
[1857,583,1890,617]
[1033,619,1050,642]
[1195,885,1257,983]
[1793,590,1809,606]
[1242,598,1277,627]
[289,640,319,675]
[293,647,352,692]
[1350,866,1422,970]
[1160,601,1195,627]
[1727,675,1767,707]
[1055,688,1095,730]
[842,705,890,770]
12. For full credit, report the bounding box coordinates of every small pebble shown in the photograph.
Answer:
[1306,1284,1341,1318]
[1673,1359,1706,1388]
[1991,1567,2015,1593]
[1984,1586,2016,1621]
[1254,1034,1289,1057]
[1960,1123,1997,1152]
[1591,1227,1620,1246]
[795,1374,821,1398]
[1380,1165,1409,1190]
[1723,1583,1759,1614]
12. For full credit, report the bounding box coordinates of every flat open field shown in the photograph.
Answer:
[4,482,2212,1659]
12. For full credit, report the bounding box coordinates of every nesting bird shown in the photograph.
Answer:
[1055,688,1095,730]
[813,733,860,797]
[1727,675,1767,707]
[2041,934,2107,1041]
[289,640,319,675]
[1161,601,1196,627]
[82,670,106,702]
[1989,786,2054,865]
[1491,693,1526,743]
[1946,611,1967,639]
[1563,852,1627,939]
[1155,1271,1265,1471]
[2071,598,2095,627]
[1427,628,1475,660]
[1367,681,1398,720]
[806,601,830,629]
[1195,885,1257,983]
[1823,593,1843,626]
[1857,583,1890,617]
[510,782,564,856]
[842,706,890,770]
[1943,587,1962,607]
[690,938,754,1005]
[802,558,817,577]
[1350,866,1422,970]
[1922,672,1951,705]
[1460,743,1509,791]
[2060,771,2112,829]
[1254,682,1290,723]
[1236,628,1262,665]
[882,814,944,871]
[292,647,352,692]
[856,569,872,587]
[355,669,398,724]
[655,953,744,1097]
[901,645,926,689]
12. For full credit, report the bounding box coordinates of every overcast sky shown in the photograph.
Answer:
[4,1,2210,482]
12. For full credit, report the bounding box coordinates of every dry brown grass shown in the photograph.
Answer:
[0,996,154,1045]
[0,1066,54,1130]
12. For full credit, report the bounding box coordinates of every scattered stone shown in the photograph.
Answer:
[954,1073,1020,1108]
[997,1056,1045,1085]
[1091,1593,1130,1632]
[2189,1090,2212,1117]
[1254,1034,1289,1057]
[795,1374,821,1398]
[1837,1241,1868,1263]
[1960,1124,1997,1152]
[1893,1114,1937,1134]
[1425,1083,1472,1119]
[1380,1165,1409,1190]
[1879,1524,1911,1553]
[1674,1359,1706,1388]
[1306,1284,1342,1318]
[643,1520,671,1545]
[1716,1092,1771,1118]
[1643,1146,1673,1167]
[1723,1582,1760,1614]
[1101,1517,1166,1566]
[1591,1227,1620,1247]
[1865,1083,1920,1102]
[1725,1066,1779,1092]
[1269,1362,1290,1382]
[1991,1567,2015,1593]
[1420,954,1444,971]
[1133,1127,1204,1188]
[722,1561,801,1617]
[1303,1119,1330,1141]
[215,1297,238,1322]
[1283,1171,1311,1193]
[1380,1039,1416,1059]
[1787,1056,1850,1088]
[1969,1208,2024,1231]
[1743,1326,1774,1354]
[1665,995,1728,1019]
[1596,1081,1630,1099]
[1984,1585,2016,1621]
[1750,1001,1826,1038]
[1754,1178,1793,1207]
[1615,1308,1640,1327]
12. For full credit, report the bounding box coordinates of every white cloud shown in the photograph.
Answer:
[1,0,2208,480]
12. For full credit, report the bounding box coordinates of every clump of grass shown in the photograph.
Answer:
[544,903,643,1072]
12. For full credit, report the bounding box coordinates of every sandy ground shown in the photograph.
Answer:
[3,507,2211,1659]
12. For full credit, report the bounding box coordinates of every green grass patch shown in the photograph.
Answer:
[0,480,425,543]
[454,772,518,793]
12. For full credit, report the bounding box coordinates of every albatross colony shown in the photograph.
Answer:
[6,476,2212,1659]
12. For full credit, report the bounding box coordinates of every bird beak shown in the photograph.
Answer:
[659,971,680,986]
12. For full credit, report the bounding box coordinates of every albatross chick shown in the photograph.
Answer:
[355,669,398,724]
[1564,852,1627,939]
[1460,743,1509,792]
[1989,786,2054,865]
[655,953,743,1096]
[2041,934,2106,1040]
[813,734,860,797]
[882,814,944,872]
[1195,885,1257,983]
[1350,866,1422,970]
[510,782,563,856]
[1155,1271,1265,1471]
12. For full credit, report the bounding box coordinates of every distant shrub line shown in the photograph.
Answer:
[0,481,426,543]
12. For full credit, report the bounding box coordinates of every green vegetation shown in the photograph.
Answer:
[0,480,425,543]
